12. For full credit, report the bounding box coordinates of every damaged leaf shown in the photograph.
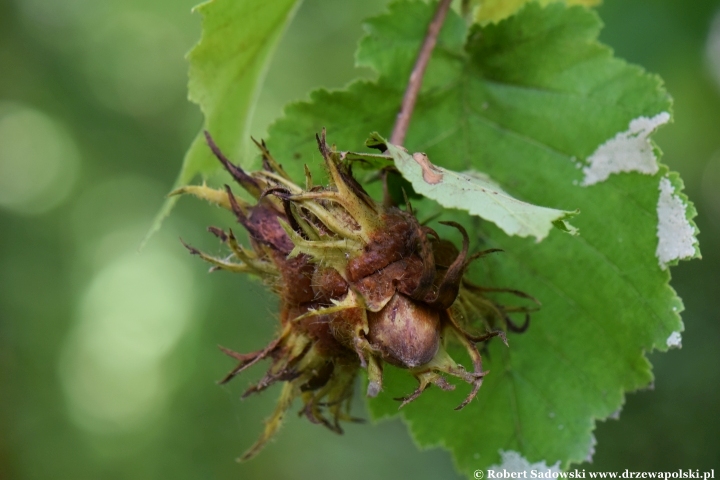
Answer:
[265,1,698,476]
[381,139,578,241]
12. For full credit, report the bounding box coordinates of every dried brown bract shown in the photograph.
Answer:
[175,130,538,460]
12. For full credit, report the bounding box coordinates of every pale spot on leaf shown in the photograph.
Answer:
[656,177,698,269]
[412,152,444,184]
[581,112,670,186]
[666,331,682,349]
[488,450,561,475]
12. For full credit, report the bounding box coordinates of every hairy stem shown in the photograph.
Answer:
[390,0,453,146]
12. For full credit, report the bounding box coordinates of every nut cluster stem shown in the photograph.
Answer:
[390,0,453,146]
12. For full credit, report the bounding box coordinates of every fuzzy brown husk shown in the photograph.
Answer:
[178,130,538,460]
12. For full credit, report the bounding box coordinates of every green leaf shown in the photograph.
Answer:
[144,0,301,245]
[382,140,578,241]
[265,1,699,476]
[472,0,601,25]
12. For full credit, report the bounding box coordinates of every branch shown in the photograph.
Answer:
[390,0,453,146]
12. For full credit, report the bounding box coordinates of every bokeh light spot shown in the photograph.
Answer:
[60,248,195,435]
[0,104,79,215]
[706,9,720,92]
[82,12,187,117]
[701,150,720,227]
[17,0,87,29]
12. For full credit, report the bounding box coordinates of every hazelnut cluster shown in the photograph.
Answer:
[178,130,537,460]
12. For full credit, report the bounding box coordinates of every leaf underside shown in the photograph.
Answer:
[262,1,697,476]
[383,140,578,241]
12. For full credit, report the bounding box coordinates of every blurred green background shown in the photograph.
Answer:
[1,0,718,478]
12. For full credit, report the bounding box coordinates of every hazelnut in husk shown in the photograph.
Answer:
[176,130,539,459]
